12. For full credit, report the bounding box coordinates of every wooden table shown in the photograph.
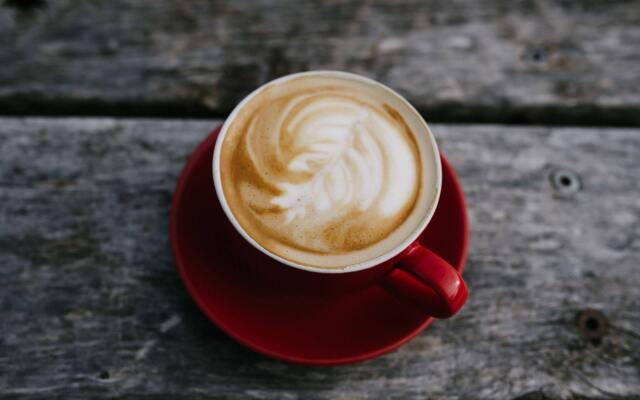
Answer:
[1,1,639,399]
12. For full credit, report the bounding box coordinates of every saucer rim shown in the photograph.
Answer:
[170,125,468,366]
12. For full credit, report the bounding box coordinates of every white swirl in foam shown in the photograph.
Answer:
[270,96,417,224]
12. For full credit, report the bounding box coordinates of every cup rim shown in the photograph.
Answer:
[212,70,442,274]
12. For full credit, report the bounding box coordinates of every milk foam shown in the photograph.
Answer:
[219,73,439,269]
[270,98,417,225]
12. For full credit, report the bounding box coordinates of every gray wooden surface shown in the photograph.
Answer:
[1,117,638,399]
[1,0,640,124]
[2,0,640,397]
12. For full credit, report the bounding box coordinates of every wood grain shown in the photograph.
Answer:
[1,0,640,124]
[1,117,638,399]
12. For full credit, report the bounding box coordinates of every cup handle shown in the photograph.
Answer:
[381,243,468,318]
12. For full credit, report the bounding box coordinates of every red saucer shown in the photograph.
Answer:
[170,125,468,365]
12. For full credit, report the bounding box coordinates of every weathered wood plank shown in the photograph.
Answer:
[1,117,639,399]
[1,1,640,124]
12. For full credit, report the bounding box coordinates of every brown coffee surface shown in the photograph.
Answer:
[219,73,438,268]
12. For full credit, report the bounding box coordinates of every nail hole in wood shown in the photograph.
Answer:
[98,370,110,379]
[525,47,549,64]
[550,168,581,194]
[576,309,608,344]
[585,316,599,331]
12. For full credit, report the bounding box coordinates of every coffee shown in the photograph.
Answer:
[218,72,440,269]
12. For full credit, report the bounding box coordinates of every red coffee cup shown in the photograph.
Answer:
[212,71,468,318]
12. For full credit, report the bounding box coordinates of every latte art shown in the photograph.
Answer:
[271,100,417,226]
[218,73,439,269]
